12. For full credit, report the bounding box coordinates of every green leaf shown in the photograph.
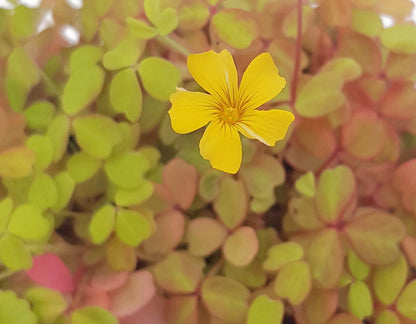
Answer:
[397,280,416,320]
[348,281,373,320]
[104,151,149,189]
[155,8,178,35]
[0,290,37,323]
[62,65,105,115]
[247,295,284,324]
[223,260,267,288]
[9,5,38,39]
[320,58,362,82]
[139,96,168,133]
[211,9,259,49]
[375,310,401,324]
[102,37,142,70]
[373,254,407,305]
[73,114,122,159]
[52,172,75,211]
[294,171,315,197]
[263,242,304,272]
[223,226,258,267]
[213,177,247,229]
[152,251,205,293]
[110,68,143,122]
[8,204,50,242]
[381,25,416,54]
[138,57,181,101]
[201,276,250,322]
[106,237,136,271]
[6,78,28,112]
[347,249,370,281]
[187,217,227,257]
[178,2,210,31]
[0,197,13,234]
[351,9,382,38]
[25,135,53,171]
[345,210,406,265]
[112,181,154,207]
[0,234,32,270]
[296,72,345,118]
[67,152,101,184]
[273,260,311,305]
[25,287,67,323]
[23,101,55,131]
[89,204,116,244]
[315,165,355,222]
[46,115,70,162]
[116,209,152,246]
[28,172,58,211]
[71,306,118,324]
[144,0,160,24]
[127,18,159,39]
[0,147,36,178]
[306,229,343,288]
[69,45,104,73]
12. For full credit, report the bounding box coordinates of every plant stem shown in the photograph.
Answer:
[0,269,17,281]
[290,0,303,107]
[40,70,62,99]
[157,34,191,57]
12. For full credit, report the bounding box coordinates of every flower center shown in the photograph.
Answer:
[221,107,239,124]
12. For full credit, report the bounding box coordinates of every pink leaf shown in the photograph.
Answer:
[119,295,167,324]
[110,270,156,317]
[91,268,129,292]
[26,253,73,293]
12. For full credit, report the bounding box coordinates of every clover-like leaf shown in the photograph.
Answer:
[223,259,267,288]
[24,101,55,131]
[213,177,247,229]
[397,280,416,320]
[306,229,343,288]
[25,287,67,324]
[0,234,32,270]
[347,249,369,281]
[67,152,101,184]
[46,115,70,162]
[127,18,158,39]
[102,36,142,70]
[263,242,304,272]
[375,310,401,324]
[116,209,152,247]
[73,114,122,159]
[294,171,315,198]
[69,45,104,73]
[28,172,58,212]
[201,276,250,322]
[71,306,118,324]
[89,204,116,245]
[0,290,37,324]
[274,260,311,305]
[373,254,407,305]
[152,251,205,293]
[138,57,181,101]
[303,288,339,324]
[0,147,36,178]
[155,8,178,36]
[345,210,406,265]
[211,9,259,49]
[110,68,143,122]
[223,226,258,267]
[247,295,284,324]
[26,134,54,171]
[380,25,416,54]
[348,281,373,320]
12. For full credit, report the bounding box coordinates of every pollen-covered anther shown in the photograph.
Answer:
[221,107,240,124]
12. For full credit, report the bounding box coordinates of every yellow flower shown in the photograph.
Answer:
[168,49,295,174]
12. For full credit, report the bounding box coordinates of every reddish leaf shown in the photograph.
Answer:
[163,158,197,210]
[223,226,258,267]
[26,254,73,293]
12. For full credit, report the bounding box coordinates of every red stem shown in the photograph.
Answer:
[290,0,303,107]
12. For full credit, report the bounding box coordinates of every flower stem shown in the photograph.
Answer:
[157,34,191,57]
[290,0,303,107]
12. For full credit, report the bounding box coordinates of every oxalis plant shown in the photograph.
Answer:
[0,0,416,323]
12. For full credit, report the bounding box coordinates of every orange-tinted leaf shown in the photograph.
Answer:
[320,0,351,27]
[166,296,198,324]
[381,25,416,55]
[223,226,258,267]
[327,313,362,324]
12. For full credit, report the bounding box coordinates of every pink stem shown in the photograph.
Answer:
[290,0,303,107]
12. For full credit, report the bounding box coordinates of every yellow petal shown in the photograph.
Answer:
[187,50,238,107]
[169,90,219,134]
[237,109,295,146]
[238,53,286,112]
[199,120,242,174]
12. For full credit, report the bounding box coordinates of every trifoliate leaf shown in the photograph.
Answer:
[223,260,267,288]
[138,57,181,101]
[8,204,50,242]
[263,242,304,271]
[69,45,104,73]
[223,226,258,267]
[52,172,75,211]
[62,65,105,115]
[0,234,32,270]
[397,280,416,320]
[381,25,416,54]
[155,8,178,35]
[110,68,143,122]
[28,172,58,211]
[102,37,142,70]
[116,209,152,246]
[347,249,370,281]
[201,276,250,322]
[106,237,136,271]
[0,290,37,323]
[46,115,70,162]
[23,101,55,131]
[112,181,154,207]
[67,152,101,184]
[73,114,122,159]
[127,18,159,39]
[247,295,284,324]
[26,135,54,171]
[294,171,315,198]
[89,204,116,244]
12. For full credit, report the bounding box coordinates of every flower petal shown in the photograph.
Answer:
[169,90,219,134]
[187,50,238,107]
[238,53,286,112]
[237,109,295,146]
[199,120,242,174]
